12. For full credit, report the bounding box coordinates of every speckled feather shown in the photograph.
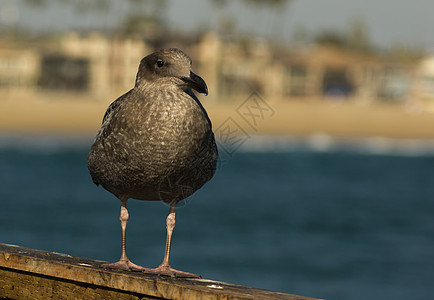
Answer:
[87,49,218,203]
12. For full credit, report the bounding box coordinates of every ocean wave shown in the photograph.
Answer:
[0,135,93,153]
[218,134,434,157]
[2,134,434,157]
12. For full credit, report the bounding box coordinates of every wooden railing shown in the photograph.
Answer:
[0,243,321,300]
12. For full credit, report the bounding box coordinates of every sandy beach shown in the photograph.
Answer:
[1,91,434,140]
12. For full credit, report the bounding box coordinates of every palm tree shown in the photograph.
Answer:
[241,0,292,42]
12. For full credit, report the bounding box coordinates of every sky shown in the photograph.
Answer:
[1,0,433,50]
[167,0,433,49]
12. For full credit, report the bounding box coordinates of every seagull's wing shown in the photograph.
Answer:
[101,90,133,126]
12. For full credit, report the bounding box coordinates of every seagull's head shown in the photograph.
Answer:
[136,48,208,95]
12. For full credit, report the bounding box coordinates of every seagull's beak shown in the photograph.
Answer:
[181,71,208,95]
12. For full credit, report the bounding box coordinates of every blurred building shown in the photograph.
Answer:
[416,54,434,100]
[0,31,426,104]
[196,32,419,103]
[0,44,39,91]
[55,32,148,97]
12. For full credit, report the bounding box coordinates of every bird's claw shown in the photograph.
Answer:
[143,265,201,278]
[101,259,146,272]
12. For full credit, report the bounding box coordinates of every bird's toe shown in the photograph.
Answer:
[101,260,146,272]
[143,265,201,278]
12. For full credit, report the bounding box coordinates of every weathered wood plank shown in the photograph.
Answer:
[0,267,152,300]
[0,243,321,300]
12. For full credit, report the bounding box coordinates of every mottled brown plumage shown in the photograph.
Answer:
[87,48,217,277]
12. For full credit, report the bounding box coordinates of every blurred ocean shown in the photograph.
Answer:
[1,135,433,300]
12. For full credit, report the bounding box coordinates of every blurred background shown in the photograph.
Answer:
[1,1,434,300]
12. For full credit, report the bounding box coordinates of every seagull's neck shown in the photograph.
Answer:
[135,78,182,94]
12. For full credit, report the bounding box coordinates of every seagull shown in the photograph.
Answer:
[87,48,218,278]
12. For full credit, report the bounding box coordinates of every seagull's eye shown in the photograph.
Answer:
[156,59,164,68]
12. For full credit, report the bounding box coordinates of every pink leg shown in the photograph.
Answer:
[144,202,200,278]
[102,197,145,271]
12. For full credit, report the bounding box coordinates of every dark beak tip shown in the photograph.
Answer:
[189,71,208,96]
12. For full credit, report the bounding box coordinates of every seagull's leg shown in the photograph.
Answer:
[161,202,176,268]
[102,197,145,271]
[144,202,200,278]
